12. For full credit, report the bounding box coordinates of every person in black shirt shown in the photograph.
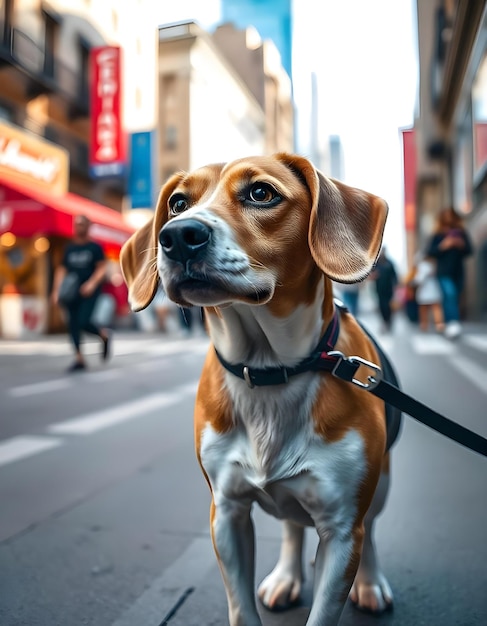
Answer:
[52,215,111,372]
[426,207,473,338]
[370,247,398,332]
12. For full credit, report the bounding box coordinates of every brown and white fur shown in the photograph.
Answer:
[121,153,396,625]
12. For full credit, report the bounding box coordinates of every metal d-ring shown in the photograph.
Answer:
[329,351,382,391]
[347,355,383,390]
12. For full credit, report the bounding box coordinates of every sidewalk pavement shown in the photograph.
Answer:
[358,309,487,336]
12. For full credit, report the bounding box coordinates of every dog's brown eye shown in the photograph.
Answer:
[169,194,189,215]
[249,184,273,202]
[246,183,281,207]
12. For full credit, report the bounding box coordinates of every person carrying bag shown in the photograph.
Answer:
[52,215,111,372]
[57,272,80,307]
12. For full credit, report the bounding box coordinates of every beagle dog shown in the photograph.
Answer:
[121,153,402,625]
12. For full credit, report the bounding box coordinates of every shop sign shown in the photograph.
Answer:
[402,128,416,232]
[0,121,69,195]
[89,46,126,178]
[0,295,47,338]
[128,131,156,209]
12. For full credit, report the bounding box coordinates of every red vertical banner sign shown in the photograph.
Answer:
[89,46,126,178]
[474,122,487,173]
[402,128,416,232]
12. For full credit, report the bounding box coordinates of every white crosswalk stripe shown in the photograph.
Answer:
[0,435,62,468]
[6,337,208,398]
[0,381,198,468]
[9,378,72,398]
[407,333,487,395]
[410,334,455,355]
[47,381,198,435]
[462,335,487,353]
[447,354,487,395]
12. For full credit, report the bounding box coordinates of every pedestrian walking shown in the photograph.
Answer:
[412,253,445,333]
[52,215,111,372]
[402,264,419,323]
[426,207,473,338]
[370,247,398,332]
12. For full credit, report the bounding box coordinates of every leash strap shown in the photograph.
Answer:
[214,301,487,458]
[330,353,487,458]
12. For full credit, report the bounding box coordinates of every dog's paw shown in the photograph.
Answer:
[349,574,393,613]
[257,569,302,611]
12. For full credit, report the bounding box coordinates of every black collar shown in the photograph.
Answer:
[215,306,342,388]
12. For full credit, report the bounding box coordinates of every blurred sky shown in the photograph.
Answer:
[154,0,418,268]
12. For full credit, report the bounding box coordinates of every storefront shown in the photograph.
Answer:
[450,19,487,319]
[0,120,134,338]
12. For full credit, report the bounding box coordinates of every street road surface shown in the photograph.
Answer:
[0,313,486,626]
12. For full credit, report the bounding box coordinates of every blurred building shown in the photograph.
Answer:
[157,20,293,181]
[308,70,320,167]
[0,0,158,337]
[413,0,487,319]
[327,135,345,180]
[212,23,293,154]
[221,0,293,80]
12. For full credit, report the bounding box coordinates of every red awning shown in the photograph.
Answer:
[0,175,135,252]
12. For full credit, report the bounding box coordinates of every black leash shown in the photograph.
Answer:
[330,352,487,458]
[215,309,487,458]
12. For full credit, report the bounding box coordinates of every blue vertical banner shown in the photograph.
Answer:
[128,131,156,209]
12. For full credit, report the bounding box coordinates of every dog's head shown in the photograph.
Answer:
[120,153,388,312]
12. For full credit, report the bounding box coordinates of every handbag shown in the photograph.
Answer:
[58,273,80,306]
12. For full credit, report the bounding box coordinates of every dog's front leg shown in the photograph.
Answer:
[211,497,262,626]
[257,520,304,609]
[307,524,364,626]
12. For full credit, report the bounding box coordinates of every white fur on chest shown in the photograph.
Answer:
[200,374,367,531]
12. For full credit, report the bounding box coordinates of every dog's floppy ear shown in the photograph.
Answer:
[277,153,388,283]
[309,171,388,282]
[120,173,184,311]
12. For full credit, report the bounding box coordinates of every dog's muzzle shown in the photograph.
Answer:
[159,219,211,264]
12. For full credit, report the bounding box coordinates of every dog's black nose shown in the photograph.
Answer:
[159,219,211,263]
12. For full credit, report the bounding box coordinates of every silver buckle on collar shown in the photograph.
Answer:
[243,366,255,389]
[329,351,382,390]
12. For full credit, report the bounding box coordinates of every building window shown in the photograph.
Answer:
[162,74,178,149]
[1,0,14,46]
[453,106,473,215]
[43,10,59,78]
[162,74,177,110]
[77,39,90,111]
[165,125,177,150]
